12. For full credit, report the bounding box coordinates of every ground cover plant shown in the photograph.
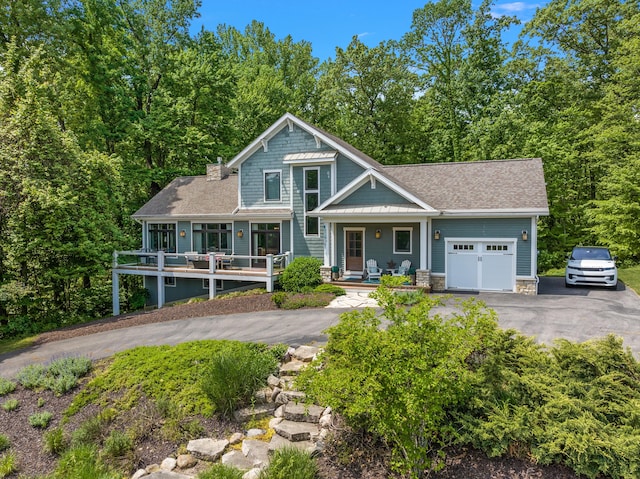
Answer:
[298,277,640,479]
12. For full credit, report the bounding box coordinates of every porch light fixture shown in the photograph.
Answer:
[179,229,186,237]
[434,230,441,240]
[522,230,528,241]
[375,229,382,239]
[237,229,244,238]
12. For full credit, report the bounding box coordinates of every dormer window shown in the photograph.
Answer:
[264,170,281,202]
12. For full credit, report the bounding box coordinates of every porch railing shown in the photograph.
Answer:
[113,250,291,275]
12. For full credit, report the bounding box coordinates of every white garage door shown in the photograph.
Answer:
[446,240,516,292]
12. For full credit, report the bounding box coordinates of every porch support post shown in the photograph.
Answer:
[266,254,275,292]
[157,275,164,309]
[330,222,336,268]
[323,223,331,266]
[420,220,428,270]
[112,270,120,316]
[209,275,216,299]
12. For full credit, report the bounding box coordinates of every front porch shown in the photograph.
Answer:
[112,250,290,315]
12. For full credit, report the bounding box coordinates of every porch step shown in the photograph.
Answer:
[341,270,363,280]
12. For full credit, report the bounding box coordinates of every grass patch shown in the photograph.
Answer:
[258,447,318,479]
[271,292,334,309]
[15,357,92,395]
[0,378,15,396]
[0,336,37,356]
[619,265,640,294]
[0,435,9,452]
[0,451,17,478]
[2,399,18,412]
[67,340,278,419]
[197,463,244,479]
[216,288,268,300]
[29,411,53,428]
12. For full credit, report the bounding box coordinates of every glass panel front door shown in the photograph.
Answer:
[251,223,281,267]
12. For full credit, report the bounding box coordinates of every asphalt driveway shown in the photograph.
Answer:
[1,277,639,378]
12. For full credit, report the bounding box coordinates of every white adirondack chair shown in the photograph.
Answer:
[366,259,382,281]
[393,260,412,276]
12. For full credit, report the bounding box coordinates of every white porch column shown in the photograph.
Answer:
[420,220,428,270]
[323,223,331,266]
[157,275,164,309]
[209,276,216,299]
[112,270,120,316]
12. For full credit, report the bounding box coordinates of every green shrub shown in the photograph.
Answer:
[0,378,15,396]
[16,364,47,389]
[1,399,18,412]
[0,435,9,452]
[103,430,133,458]
[71,416,105,446]
[271,291,288,307]
[0,451,17,478]
[48,356,93,378]
[15,357,91,395]
[43,427,68,455]
[279,257,323,292]
[197,463,244,479]
[455,333,640,479]
[314,284,346,296]
[67,340,263,418]
[53,444,119,479]
[393,290,424,305]
[278,293,334,309]
[258,447,318,479]
[29,411,53,428]
[201,343,278,418]
[297,282,499,478]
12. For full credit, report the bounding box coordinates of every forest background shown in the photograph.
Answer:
[0,0,638,335]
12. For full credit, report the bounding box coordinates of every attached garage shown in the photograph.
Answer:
[446,239,517,292]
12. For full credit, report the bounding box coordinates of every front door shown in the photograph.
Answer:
[251,223,281,267]
[345,229,364,272]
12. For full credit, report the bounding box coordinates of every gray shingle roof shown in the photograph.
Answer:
[383,158,548,213]
[132,175,238,219]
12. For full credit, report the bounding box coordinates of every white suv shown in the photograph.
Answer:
[565,246,618,288]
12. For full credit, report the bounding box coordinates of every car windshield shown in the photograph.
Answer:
[571,247,612,261]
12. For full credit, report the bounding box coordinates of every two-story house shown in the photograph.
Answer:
[112,113,549,313]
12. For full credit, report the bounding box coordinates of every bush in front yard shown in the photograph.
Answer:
[201,343,278,418]
[279,257,322,292]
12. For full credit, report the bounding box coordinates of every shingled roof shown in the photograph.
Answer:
[383,158,548,213]
[132,175,239,219]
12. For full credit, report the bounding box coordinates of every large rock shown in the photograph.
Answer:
[176,454,197,469]
[274,420,319,442]
[145,472,193,479]
[186,438,228,461]
[221,450,255,471]
[283,403,325,423]
[293,345,320,362]
[269,433,314,452]
[234,403,276,422]
[279,360,306,376]
[242,439,270,467]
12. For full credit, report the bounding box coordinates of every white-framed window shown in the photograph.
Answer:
[203,279,223,289]
[264,170,282,202]
[164,277,176,287]
[192,223,231,253]
[148,223,176,252]
[304,167,319,236]
[393,227,413,254]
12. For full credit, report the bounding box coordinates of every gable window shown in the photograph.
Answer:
[393,227,412,254]
[148,223,176,252]
[304,168,319,236]
[193,223,231,253]
[264,170,281,202]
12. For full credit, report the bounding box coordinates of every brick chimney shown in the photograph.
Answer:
[207,157,230,181]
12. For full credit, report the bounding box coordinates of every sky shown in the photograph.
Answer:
[192,0,545,62]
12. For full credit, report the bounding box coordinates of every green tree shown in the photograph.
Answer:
[314,37,419,164]
[217,20,319,151]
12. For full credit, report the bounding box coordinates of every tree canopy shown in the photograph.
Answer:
[0,0,638,331]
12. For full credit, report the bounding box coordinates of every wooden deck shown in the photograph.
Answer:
[111,250,290,315]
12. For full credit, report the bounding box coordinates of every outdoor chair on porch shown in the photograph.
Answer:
[366,259,382,282]
[393,260,412,277]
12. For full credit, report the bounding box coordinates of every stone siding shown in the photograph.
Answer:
[431,276,446,292]
[416,269,431,289]
[320,266,332,283]
[516,278,538,295]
